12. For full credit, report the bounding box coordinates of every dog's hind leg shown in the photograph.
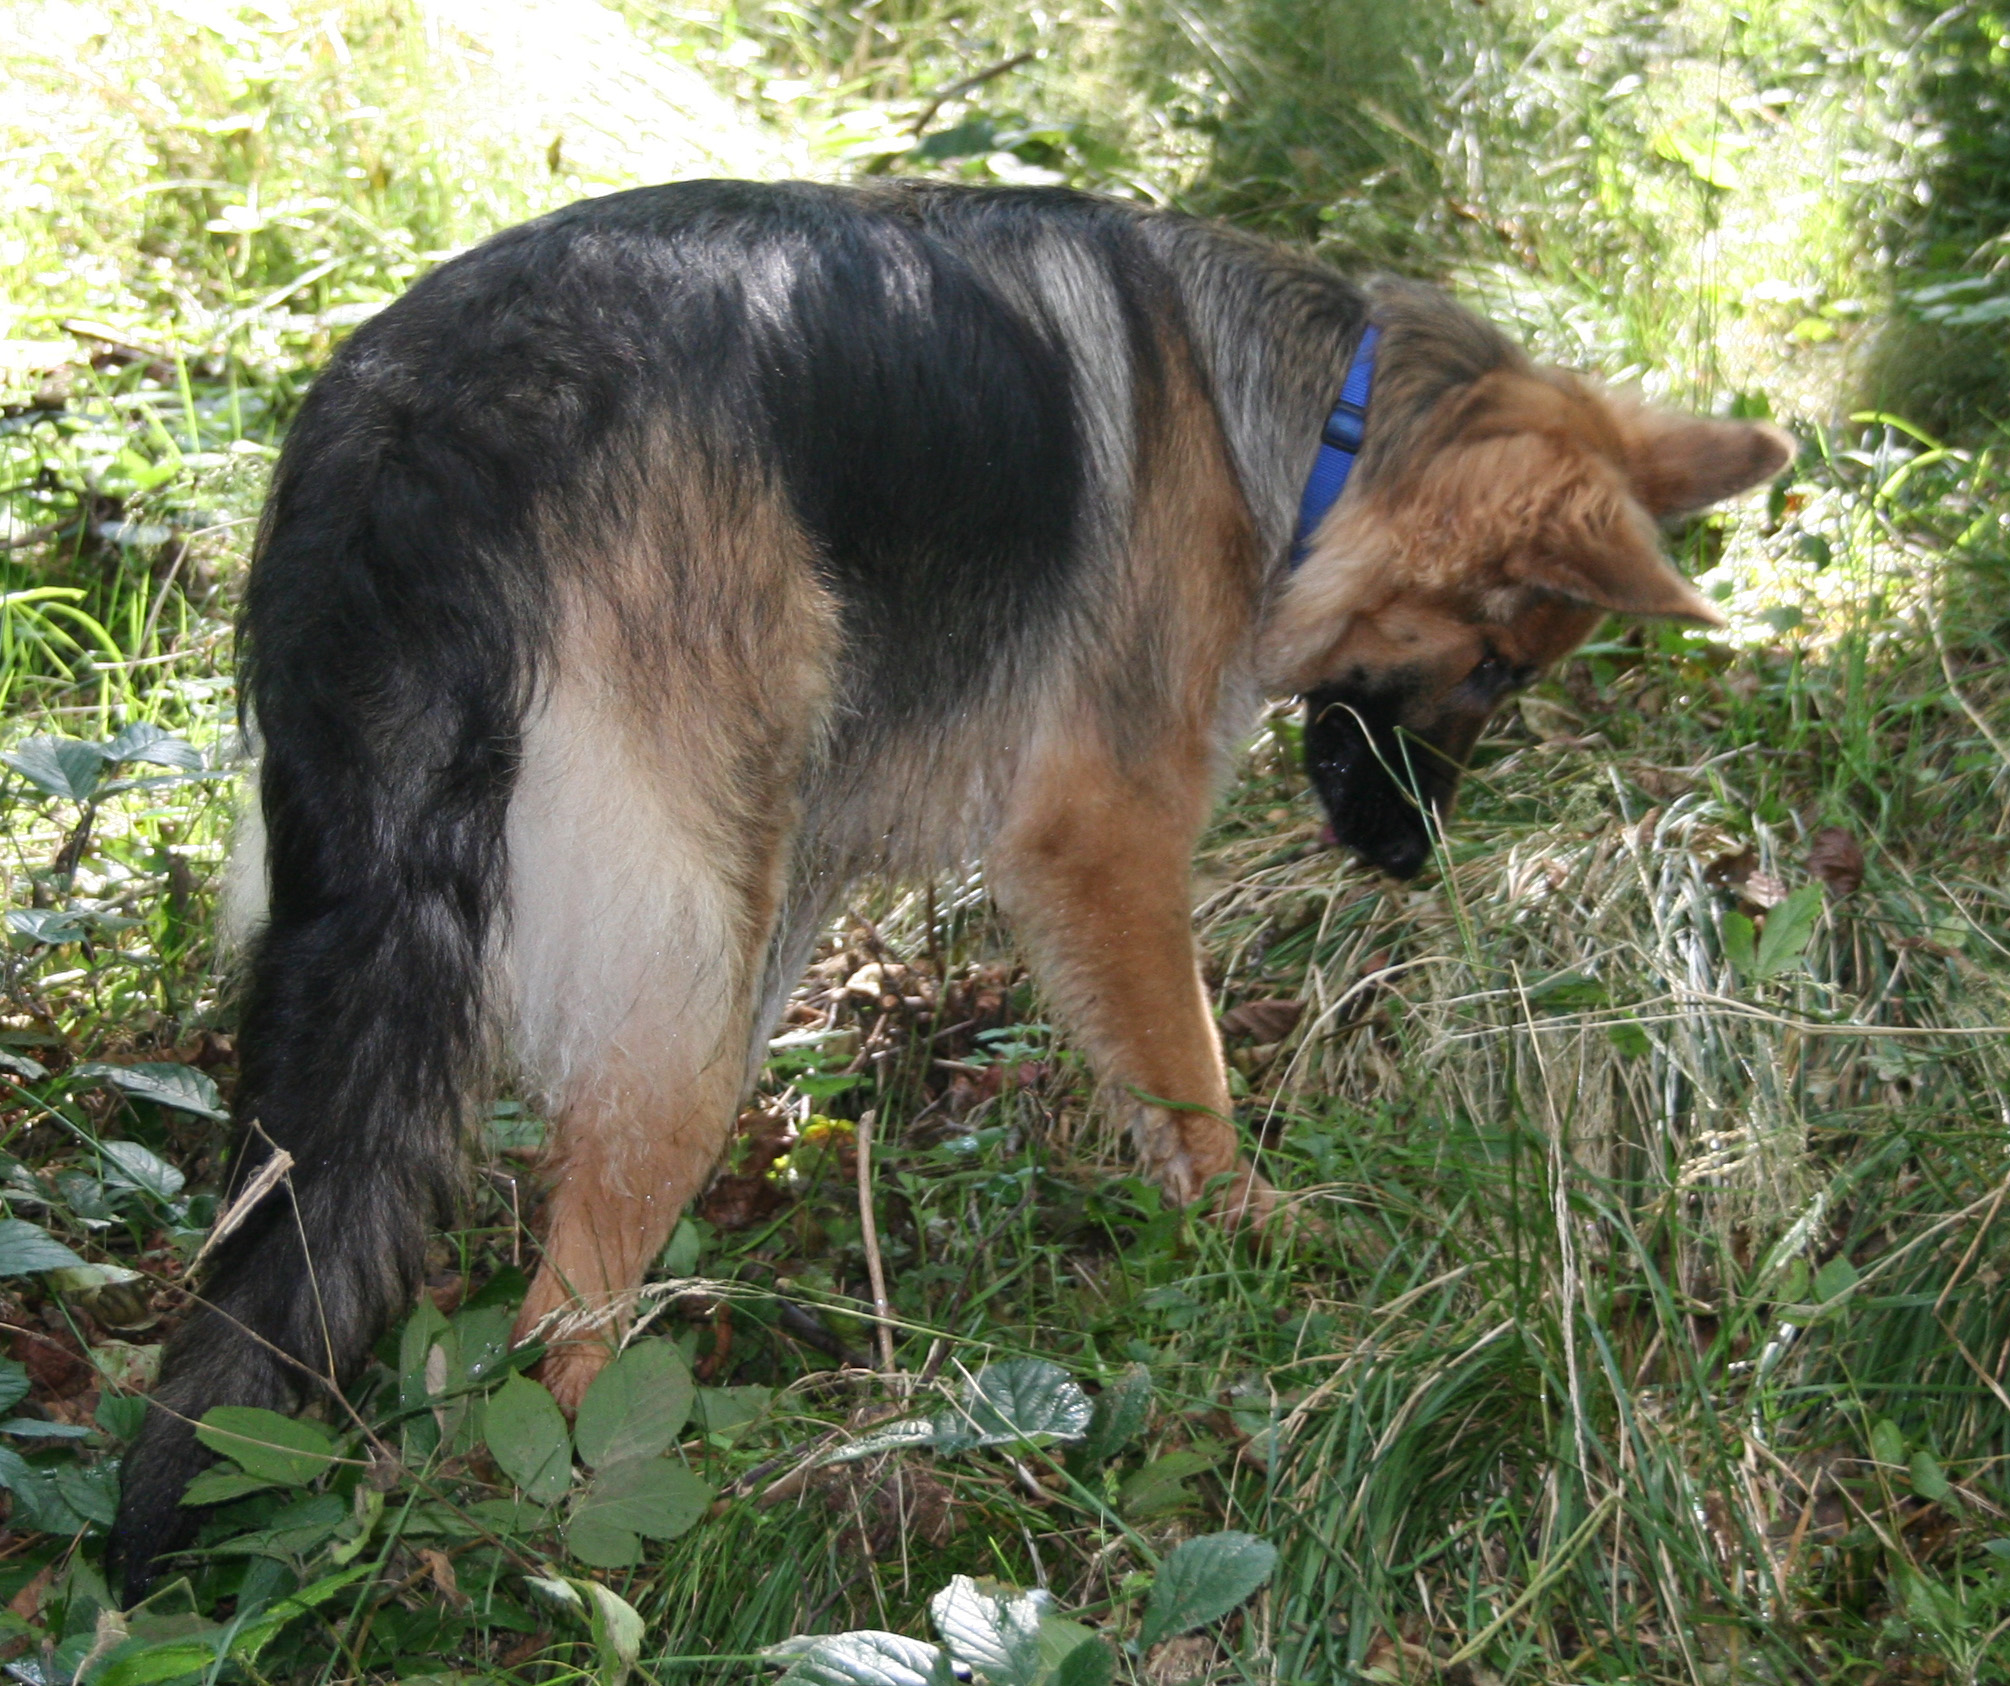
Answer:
[504,663,785,1409]
[988,730,1271,1221]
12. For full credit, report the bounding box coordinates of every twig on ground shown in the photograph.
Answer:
[855,1108,897,1374]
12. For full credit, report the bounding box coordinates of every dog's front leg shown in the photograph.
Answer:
[989,741,1271,1222]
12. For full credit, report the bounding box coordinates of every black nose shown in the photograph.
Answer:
[1301,685,1443,880]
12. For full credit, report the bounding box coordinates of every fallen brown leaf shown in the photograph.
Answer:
[7,1560,56,1621]
[1743,870,1789,909]
[1220,998,1305,1043]
[1808,826,1865,897]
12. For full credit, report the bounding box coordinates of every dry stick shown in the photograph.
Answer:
[855,1109,897,1375]
[186,1140,295,1274]
[907,50,1037,137]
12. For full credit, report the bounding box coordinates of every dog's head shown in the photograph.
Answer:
[1259,310,1794,879]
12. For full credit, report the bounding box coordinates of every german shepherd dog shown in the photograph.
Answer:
[108,179,1790,1593]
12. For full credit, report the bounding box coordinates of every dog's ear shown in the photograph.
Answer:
[1614,406,1797,517]
[1507,466,1724,625]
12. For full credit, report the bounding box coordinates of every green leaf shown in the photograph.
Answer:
[0,1418,89,1439]
[574,1340,694,1468]
[398,1296,452,1412]
[53,1459,118,1524]
[1754,883,1824,977]
[180,1466,280,1506]
[195,1406,336,1486]
[1606,1020,1652,1059]
[936,1358,1092,1454]
[1983,1538,2010,1561]
[660,1217,703,1277]
[99,723,201,772]
[929,1575,1048,1686]
[691,1383,771,1442]
[1814,1254,1860,1304]
[566,1508,641,1568]
[1074,1365,1152,1467]
[1870,1419,1907,1468]
[450,1301,516,1387]
[1138,1531,1278,1651]
[6,908,97,946]
[1117,1450,1215,1519]
[0,1219,85,1275]
[771,1631,950,1686]
[1050,1637,1116,1686]
[227,1564,373,1663]
[1910,1448,1953,1503]
[573,1455,712,1542]
[98,1640,225,1686]
[0,1359,29,1416]
[483,1373,572,1503]
[100,1139,187,1201]
[97,1392,145,1441]
[3,736,105,800]
[70,1061,227,1120]
[578,1579,648,1686]
[1722,911,1757,978]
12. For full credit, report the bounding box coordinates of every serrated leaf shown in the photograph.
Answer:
[100,722,202,772]
[0,1418,89,1439]
[3,736,105,800]
[573,1455,713,1542]
[195,1406,336,1485]
[180,1466,279,1506]
[575,1340,695,1467]
[484,1373,572,1503]
[771,1631,951,1686]
[936,1358,1091,1454]
[70,1060,227,1120]
[1722,910,1757,978]
[1075,1366,1152,1466]
[1755,883,1824,977]
[100,1139,186,1200]
[53,1459,117,1523]
[929,1576,1049,1686]
[1138,1531,1278,1651]
[0,1218,84,1275]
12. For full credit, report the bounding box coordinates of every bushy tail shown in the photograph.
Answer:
[109,349,551,1597]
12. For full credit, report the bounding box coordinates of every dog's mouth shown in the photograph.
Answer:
[1301,683,1464,880]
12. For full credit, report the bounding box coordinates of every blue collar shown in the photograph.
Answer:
[1291,324,1381,565]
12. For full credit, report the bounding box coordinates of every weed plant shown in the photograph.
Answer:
[1,1,2009,1682]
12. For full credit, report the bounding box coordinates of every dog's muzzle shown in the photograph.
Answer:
[1301,683,1463,880]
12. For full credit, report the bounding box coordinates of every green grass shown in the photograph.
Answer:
[3,1,2010,1682]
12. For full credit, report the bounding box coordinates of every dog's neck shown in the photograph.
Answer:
[1291,325,1381,565]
